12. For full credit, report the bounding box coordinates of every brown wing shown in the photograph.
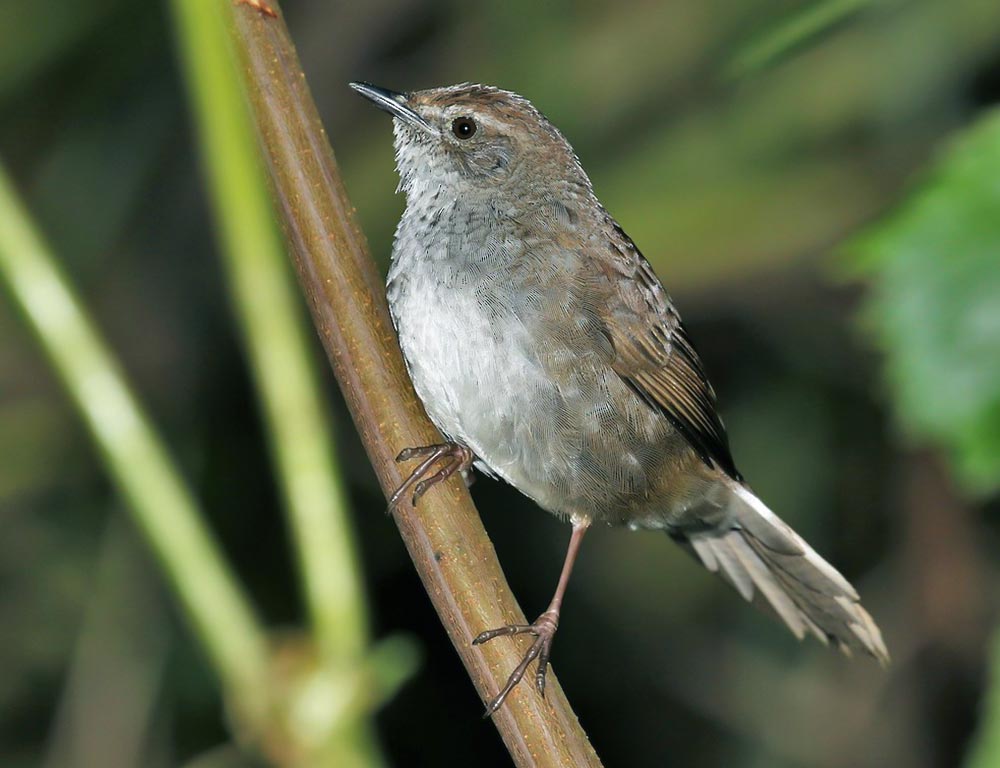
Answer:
[596,227,740,480]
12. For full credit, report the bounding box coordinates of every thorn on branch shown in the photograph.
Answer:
[235,0,277,19]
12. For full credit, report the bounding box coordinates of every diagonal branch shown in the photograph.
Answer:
[225,3,603,766]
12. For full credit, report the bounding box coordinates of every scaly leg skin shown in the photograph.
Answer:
[473,522,589,716]
[389,442,475,511]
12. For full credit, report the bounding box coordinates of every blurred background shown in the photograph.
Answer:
[2,0,999,766]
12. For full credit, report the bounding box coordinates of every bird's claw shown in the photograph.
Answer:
[388,442,474,512]
[473,611,559,716]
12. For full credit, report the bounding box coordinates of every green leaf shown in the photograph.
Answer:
[847,110,1000,495]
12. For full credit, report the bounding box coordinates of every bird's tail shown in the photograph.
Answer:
[682,483,889,664]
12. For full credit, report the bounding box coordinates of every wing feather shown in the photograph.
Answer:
[596,229,739,479]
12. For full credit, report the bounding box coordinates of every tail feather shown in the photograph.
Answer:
[682,484,889,664]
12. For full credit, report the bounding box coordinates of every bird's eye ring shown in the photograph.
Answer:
[451,116,477,139]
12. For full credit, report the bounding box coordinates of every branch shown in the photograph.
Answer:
[226,4,603,766]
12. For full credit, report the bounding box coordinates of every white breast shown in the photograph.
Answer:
[386,215,566,508]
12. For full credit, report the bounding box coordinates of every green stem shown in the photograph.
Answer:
[167,2,381,764]
[727,0,871,77]
[968,629,1000,768]
[167,0,370,670]
[0,160,270,728]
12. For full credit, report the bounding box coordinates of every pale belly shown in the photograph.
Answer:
[386,260,705,525]
[389,270,559,501]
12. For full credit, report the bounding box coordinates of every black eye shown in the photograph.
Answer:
[451,116,477,139]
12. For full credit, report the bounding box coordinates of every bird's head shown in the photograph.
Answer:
[350,82,591,204]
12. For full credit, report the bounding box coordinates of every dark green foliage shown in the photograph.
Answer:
[849,112,1000,495]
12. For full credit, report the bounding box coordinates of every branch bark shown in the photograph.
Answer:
[226,4,602,766]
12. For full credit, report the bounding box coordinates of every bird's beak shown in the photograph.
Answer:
[350,82,433,133]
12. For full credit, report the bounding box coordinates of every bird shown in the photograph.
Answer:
[350,80,889,716]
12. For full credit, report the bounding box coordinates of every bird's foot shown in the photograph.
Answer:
[473,609,559,716]
[389,442,474,511]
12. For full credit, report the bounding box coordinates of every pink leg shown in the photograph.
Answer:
[473,521,589,716]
